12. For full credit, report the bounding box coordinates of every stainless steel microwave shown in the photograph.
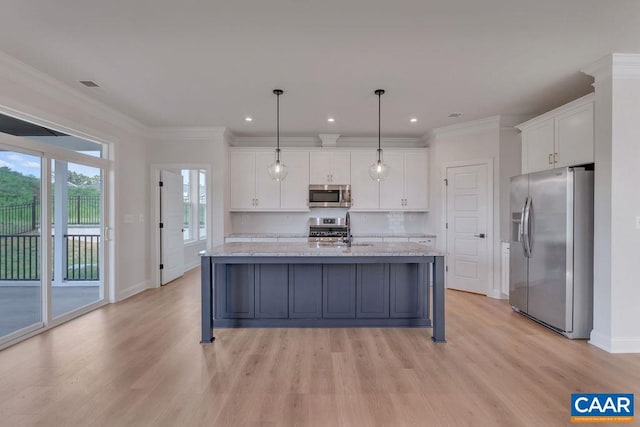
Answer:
[308,184,351,208]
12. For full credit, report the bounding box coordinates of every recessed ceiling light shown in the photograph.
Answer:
[80,80,99,88]
[448,112,463,118]
[410,117,418,123]
[245,117,253,122]
[327,117,335,123]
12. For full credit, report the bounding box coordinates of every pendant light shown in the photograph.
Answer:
[268,89,288,181]
[369,89,389,182]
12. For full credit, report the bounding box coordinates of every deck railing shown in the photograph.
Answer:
[0,196,100,235]
[0,234,100,281]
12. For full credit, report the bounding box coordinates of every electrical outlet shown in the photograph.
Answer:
[124,214,134,224]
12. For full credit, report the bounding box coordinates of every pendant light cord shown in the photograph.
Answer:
[273,89,283,162]
[378,91,381,162]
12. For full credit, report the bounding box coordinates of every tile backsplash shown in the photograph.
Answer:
[230,209,428,235]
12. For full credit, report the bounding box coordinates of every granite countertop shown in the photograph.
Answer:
[226,233,437,238]
[205,242,445,257]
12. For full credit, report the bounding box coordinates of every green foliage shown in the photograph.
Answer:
[0,166,39,206]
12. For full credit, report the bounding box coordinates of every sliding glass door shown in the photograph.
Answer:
[51,161,103,318]
[0,149,42,338]
[0,126,109,346]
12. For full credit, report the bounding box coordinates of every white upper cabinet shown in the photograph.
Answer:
[254,152,281,210]
[350,150,379,210]
[522,118,555,174]
[280,150,309,210]
[379,151,405,210]
[380,149,429,211]
[403,149,428,210]
[230,147,426,212]
[518,94,594,174]
[229,151,258,210]
[229,150,280,211]
[554,102,594,169]
[309,151,350,184]
[229,149,309,211]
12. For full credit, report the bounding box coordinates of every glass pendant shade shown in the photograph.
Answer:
[368,158,389,182]
[268,157,288,182]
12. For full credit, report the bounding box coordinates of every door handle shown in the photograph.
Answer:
[474,233,485,238]
[523,197,532,257]
[520,197,528,257]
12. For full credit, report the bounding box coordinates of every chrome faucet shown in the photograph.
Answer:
[345,211,352,247]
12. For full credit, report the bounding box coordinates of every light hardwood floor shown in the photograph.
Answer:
[0,268,639,426]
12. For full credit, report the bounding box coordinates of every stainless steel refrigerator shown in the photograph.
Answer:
[509,167,594,339]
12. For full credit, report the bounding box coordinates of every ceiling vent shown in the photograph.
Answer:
[80,81,99,88]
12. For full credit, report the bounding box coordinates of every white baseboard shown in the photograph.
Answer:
[184,260,201,272]
[116,280,150,302]
[589,330,640,353]
[487,289,503,299]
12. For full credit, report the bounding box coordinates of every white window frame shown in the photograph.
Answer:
[0,131,112,350]
[182,169,207,243]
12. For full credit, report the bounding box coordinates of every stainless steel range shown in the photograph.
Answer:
[308,217,348,243]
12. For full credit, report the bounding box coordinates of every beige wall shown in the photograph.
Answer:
[584,53,640,353]
[0,52,151,302]
[426,119,520,297]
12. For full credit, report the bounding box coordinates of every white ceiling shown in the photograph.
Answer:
[1,0,639,137]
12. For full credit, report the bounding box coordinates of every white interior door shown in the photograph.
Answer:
[445,164,489,294]
[160,170,184,285]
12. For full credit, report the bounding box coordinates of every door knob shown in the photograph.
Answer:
[474,233,486,238]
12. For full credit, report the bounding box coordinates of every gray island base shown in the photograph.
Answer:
[201,242,446,343]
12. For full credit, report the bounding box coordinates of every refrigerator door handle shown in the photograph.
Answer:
[523,197,532,257]
[527,198,534,255]
[520,197,529,257]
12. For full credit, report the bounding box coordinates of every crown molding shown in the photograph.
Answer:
[426,115,501,141]
[150,126,229,142]
[230,136,321,147]
[0,50,149,140]
[582,53,640,82]
[514,93,594,131]
[230,135,424,148]
[338,136,425,148]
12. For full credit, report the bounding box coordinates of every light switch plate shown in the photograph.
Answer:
[124,214,134,224]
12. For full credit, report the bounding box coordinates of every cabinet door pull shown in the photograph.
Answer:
[554,152,558,164]
[255,198,259,206]
[548,154,553,165]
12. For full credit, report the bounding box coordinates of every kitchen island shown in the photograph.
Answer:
[201,242,446,343]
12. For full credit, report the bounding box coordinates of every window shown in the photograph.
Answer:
[181,170,191,241]
[181,169,207,242]
[199,170,206,240]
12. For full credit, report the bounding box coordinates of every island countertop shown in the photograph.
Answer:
[205,242,445,258]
